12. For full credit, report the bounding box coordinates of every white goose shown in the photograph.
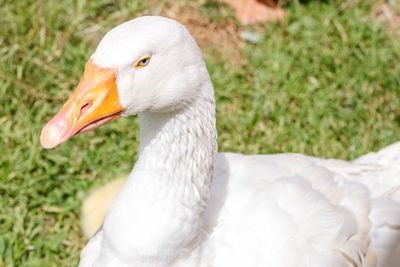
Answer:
[40,16,400,267]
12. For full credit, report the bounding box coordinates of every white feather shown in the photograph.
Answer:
[77,16,400,267]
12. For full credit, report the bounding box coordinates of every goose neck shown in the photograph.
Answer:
[135,89,217,209]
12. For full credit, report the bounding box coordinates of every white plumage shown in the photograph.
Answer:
[44,16,400,267]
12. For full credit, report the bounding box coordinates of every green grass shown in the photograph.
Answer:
[0,0,399,266]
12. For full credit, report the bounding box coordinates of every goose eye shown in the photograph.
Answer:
[135,56,151,68]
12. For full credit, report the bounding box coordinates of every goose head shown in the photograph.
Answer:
[40,16,208,149]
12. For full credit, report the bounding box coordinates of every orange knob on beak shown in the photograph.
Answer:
[40,60,124,149]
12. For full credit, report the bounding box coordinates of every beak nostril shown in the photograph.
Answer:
[79,101,92,117]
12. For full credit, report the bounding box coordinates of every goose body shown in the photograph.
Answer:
[40,16,400,267]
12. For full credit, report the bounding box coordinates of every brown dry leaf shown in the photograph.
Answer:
[221,0,286,25]
[372,2,400,35]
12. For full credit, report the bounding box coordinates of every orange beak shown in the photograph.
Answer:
[40,60,124,149]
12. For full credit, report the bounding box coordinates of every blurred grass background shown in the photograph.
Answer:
[0,0,399,266]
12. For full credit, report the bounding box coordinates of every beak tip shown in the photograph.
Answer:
[40,123,63,149]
